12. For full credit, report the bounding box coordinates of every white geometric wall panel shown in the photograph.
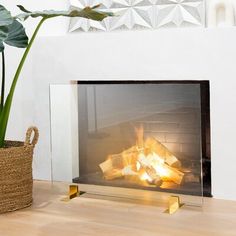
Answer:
[69,0,205,32]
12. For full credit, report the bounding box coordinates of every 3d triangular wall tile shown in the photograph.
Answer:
[68,0,205,32]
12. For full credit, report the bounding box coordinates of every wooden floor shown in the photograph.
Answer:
[0,181,236,236]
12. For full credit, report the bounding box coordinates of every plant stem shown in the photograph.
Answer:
[0,18,47,147]
[10,18,46,98]
[0,51,5,112]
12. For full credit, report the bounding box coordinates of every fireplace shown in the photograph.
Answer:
[73,81,211,199]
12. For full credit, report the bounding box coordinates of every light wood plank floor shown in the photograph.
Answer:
[0,181,236,236]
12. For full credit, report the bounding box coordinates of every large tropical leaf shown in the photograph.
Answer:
[4,20,28,48]
[0,26,8,41]
[0,26,8,51]
[16,4,114,21]
[0,5,13,26]
[0,5,14,51]
[0,20,28,52]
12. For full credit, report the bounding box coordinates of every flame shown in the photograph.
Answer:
[135,152,170,183]
[138,152,169,179]
[140,171,152,182]
[151,153,169,177]
[153,163,169,178]
[136,162,141,171]
[151,153,165,164]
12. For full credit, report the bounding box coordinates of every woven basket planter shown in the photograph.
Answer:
[0,127,39,214]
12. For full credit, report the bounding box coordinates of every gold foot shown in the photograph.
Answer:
[69,185,79,199]
[164,195,184,214]
[61,184,81,202]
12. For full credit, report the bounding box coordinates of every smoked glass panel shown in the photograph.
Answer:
[50,82,205,207]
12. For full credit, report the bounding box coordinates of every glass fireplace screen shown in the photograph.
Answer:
[50,81,207,207]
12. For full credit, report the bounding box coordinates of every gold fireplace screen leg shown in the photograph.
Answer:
[69,185,79,199]
[61,185,86,202]
[165,196,184,214]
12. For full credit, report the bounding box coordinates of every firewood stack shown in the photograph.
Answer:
[99,126,185,187]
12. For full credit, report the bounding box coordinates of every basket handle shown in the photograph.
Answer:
[25,126,39,146]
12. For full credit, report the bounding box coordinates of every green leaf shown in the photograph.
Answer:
[16,5,114,21]
[0,26,8,41]
[4,20,28,48]
[0,4,13,52]
[17,5,31,14]
[0,20,28,52]
[0,5,13,26]
[0,26,8,51]
[0,5,28,52]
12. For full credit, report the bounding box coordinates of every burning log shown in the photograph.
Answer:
[103,165,138,180]
[161,163,184,185]
[138,153,163,186]
[99,147,139,180]
[122,146,139,167]
[138,152,184,185]
[99,146,138,174]
[145,137,181,168]
[121,165,138,176]
[145,167,163,186]
[99,158,113,174]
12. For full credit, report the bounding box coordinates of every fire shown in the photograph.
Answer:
[153,164,169,179]
[136,152,169,181]
[148,153,169,178]
[136,162,141,171]
[99,126,184,187]
[140,171,152,182]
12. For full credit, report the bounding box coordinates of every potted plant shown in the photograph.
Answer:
[0,4,112,213]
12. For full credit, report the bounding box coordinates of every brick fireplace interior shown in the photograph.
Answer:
[74,81,211,197]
